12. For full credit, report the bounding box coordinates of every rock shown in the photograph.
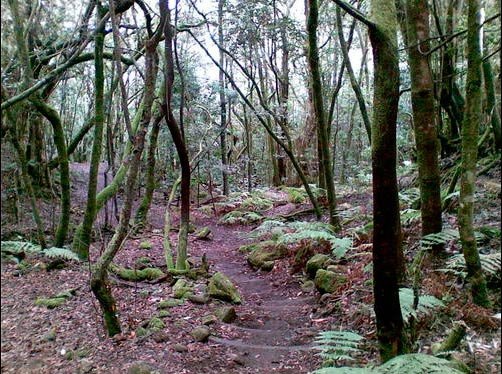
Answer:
[191,326,210,342]
[147,317,165,331]
[151,331,169,343]
[247,243,287,270]
[173,343,188,352]
[128,361,158,374]
[188,294,209,304]
[172,279,193,299]
[195,227,212,240]
[201,314,218,325]
[215,306,237,323]
[43,328,56,341]
[306,254,331,278]
[314,269,347,294]
[159,298,184,309]
[208,272,242,304]
[77,358,94,373]
[228,353,246,366]
[139,241,152,250]
[301,280,315,292]
[260,261,275,271]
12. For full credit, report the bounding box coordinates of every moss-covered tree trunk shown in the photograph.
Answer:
[161,1,190,271]
[458,0,490,308]
[368,0,406,361]
[405,0,443,253]
[72,5,106,260]
[91,4,163,335]
[218,0,229,195]
[134,112,163,228]
[307,0,339,228]
[482,49,501,151]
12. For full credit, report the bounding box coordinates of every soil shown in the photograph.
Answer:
[1,162,501,373]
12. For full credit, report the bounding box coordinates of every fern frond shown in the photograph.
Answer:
[249,219,286,239]
[399,288,444,323]
[313,368,374,374]
[378,353,464,374]
[1,241,42,254]
[314,330,364,362]
[400,209,421,225]
[43,247,80,261]
[440,253,501,279]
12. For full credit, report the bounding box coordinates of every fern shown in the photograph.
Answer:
[219,210,263,225]
[249,219,287,239]
[420,229,485,249]
[439,253,501,280]
[241,194,274,211]
[1,241,42,254]
[400,209,421,225]
[312,354,463,374]
[378,353,464,374]
[43,247,80,261]
[399,188,420,205]
[399,288,444,323]
[1,241,80,262]
[314,330,364,362]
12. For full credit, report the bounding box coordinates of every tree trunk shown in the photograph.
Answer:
[405,0,443,253]
[72,5,106,259]
[307,0,339,228]
[218,0,229,195]
[458,0,490,308]
[161,0,190,271]
[368,0,405,361]
[482,49,501,150]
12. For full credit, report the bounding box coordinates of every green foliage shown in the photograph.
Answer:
[44,247,80,261]
[1,241,80,262]
[399,188,420,206]
[400,209,421,225]
[313,354,464,374]
[139,241,153,250]
[420,229,485,249]
[399,288,444,323]
[283,185,325,204]
[314,330,364,362]
[241,193,274,211]
[248,219,287,239]
[34,289,76,309]
[439,253,501,280]
[219,210,263,225]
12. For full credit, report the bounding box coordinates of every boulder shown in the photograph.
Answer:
[159,298,184,309]
[172,279,193,299]
[247,243,286,270]
[191,326,210,342]
[208,272,241,304]
[128,361,158,374]
[215,306,237,323]
[314,269,347,294]
[306,254,331,278]
[202,314,218,325]
[188,294,209,304]
[301,280,315,292]
[173,343,188,352]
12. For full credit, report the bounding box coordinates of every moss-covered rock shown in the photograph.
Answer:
[208,272,241,304]
[195,227,212,240]
[35,289,76,309]
[139,241,152,250]
[110,264,165,281]
[127,361,157,374]
[247,243,287,270]
[314,269,347,294]
[202,314,218,325]
[172,279,193,299]
[159,298,184,309]
[306,254,331,278]
[147,317,165,331]
[301,280,316,292]
[215,306,237,323]
[157,310,170,318]
[191,326,210,342]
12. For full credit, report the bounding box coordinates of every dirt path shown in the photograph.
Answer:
[193,218,321,373]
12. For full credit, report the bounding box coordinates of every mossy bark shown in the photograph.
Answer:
[134,113,162,228]
[482,52,501,150]
[30,99,71,247]
[405,0,443,253]
[218,0,229,195]
[368,0,406,362]
[458,0,490,308]
[92,29,162,337]
[72,5,106,259]
[307,0,339,228]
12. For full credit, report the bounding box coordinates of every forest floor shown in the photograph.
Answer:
[1,162,501,373]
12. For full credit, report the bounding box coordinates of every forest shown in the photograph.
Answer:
[0,0,500,373]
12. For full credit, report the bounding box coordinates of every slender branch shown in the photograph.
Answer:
[330,0,376,28]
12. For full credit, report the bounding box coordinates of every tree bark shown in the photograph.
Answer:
[367,0,406,361]
[458,0,490,308]
[307,0,339,228]
[218,0,229,195]
[405,0,443,253]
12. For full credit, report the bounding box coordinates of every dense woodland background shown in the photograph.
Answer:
[1,0,500,373]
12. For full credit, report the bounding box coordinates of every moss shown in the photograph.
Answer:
[158,310,170,318]
[314,269,347,294]
[139,241,152,250]
[247,243,287,270]
[306,254,331,278]
[136,327,149,337]
[172,279,193,299]
[208,272,242,304]
[35,289,75,309]
[159,298,184,309]
[109,264,164,281]
[148,317,165,331]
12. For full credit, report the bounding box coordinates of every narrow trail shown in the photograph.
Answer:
[190,215,321,373]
